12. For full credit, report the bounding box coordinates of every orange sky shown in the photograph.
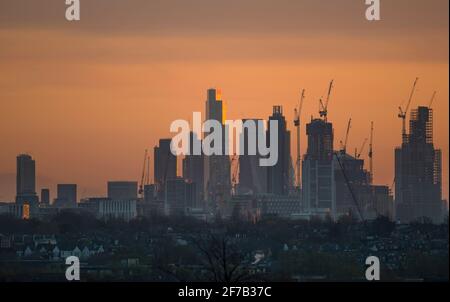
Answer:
[0,0,448,202]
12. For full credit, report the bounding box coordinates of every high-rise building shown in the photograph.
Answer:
[16,154,36,196]
[395,106,443,223]
[107,181,138,200]
[165,177,195,216]
[154,138,177,197]
[15,154,38,208]
[238,119,267,195]
[182,131,204,208]
[302,118,336,219]
[267,106,291,196]
[143,184,156,203]
[334,152,369,219]
[203,88,231,209]
[333,151,394,221]
[40,188,50,205]
[55,184,77,208]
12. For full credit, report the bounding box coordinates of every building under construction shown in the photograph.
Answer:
[302,114,394,221]
[395,106,443,223]
[302,117,336,219]
[334,151,394,221]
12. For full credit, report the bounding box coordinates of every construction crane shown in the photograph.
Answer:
[138,149,148,196]
[294,89,305,189]
[398,77,418,144]
[333,152,364,221]
[428,91,437,108]
[356,138,368,159]
[339,118,352,154]
[368,121,374,184]
[319,80,334,122]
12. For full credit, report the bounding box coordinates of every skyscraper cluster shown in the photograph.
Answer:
[4,88,446,224]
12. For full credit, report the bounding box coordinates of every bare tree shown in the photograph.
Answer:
[190,233,254,282]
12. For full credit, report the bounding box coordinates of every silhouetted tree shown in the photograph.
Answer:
[190,233,253,282]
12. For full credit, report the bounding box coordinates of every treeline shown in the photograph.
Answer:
[0,211,448,237]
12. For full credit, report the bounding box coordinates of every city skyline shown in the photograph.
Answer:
[0,86,448,203]
[0,0,448,286]
[0,0,448,202]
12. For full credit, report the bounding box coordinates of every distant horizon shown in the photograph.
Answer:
[1,0,448,202]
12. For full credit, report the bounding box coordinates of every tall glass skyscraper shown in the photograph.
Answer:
[15,154,38,207]
[204,88,231,212]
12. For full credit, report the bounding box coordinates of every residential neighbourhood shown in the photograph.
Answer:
[0,212,448,281]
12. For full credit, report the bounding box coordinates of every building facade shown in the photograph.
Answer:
[165,177,196,216]
[266,106,291,196]
[395,106,443,223]
[107,181,138,200]
[302,118,336,219]
[238,118,267,195]
[203,89,231,211]
[154,138,177,198]
[182,132,204,208]
[54,184,77,208]
[15,154,39,208]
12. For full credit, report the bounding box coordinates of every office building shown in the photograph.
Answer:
[334,152,394,221]
[15,154,38,218]
[80,198,137,222]
[40,188,50,205]
[54,184,77,208]
[98,198,137,221]
[143,184,156,203]
[165,177,196,216]
[154,138,177,197]
[107,181,138,200]
[182,132,204,208]
[266,106,291,196]
[15,154,38,207]
[238,119,267,195]
[302,118,336,219]
[203,88,231,209]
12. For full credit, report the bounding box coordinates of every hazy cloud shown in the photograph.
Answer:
[0,0,448,37]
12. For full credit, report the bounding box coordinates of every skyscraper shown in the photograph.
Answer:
[395,106,443,223]
[55,184,77,208]
[203,88,231,210]
[154,138,177,198]
[182,131,204,208]
[143,184,156,203]
[165,177,195,216]
[302,118,336,218]
[238,118,267,195]
[267,106,291,196]
[16,154,36,196]
[15,154,38,207]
